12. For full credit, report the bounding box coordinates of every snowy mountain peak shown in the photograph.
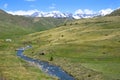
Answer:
[7,9,113,19]
[30,11,98,19]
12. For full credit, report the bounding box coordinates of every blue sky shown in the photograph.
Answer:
[0,0,120,15]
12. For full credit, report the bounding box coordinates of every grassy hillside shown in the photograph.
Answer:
[107,8,120,16]
[0,9,69,39]
[0,9,69,80]
[0,40,58,80]
[22,16,120,80]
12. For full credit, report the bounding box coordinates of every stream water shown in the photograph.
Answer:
[16,48,75,80]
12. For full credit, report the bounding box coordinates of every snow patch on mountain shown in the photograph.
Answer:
[7,8,114,19]
[98,8,113,16]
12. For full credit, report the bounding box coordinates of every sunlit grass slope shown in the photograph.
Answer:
[0,9,69,39]
[0,39,58,80]
[22,16,120,80]
[0,9,66,80]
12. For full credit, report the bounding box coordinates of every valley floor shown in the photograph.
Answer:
[0,16,120,80]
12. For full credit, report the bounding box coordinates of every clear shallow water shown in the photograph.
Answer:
[17,49,75,80]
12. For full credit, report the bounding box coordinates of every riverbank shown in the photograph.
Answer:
[26,53,105,80]
[16,48,75,80]
[21,16,120,80]
[0,41,58,80]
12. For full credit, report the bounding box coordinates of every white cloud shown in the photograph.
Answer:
[74,9,95,14]
[99,8,113,16]
[30,5,35,8]
[49,6,55,9]
[25,0,36,2]
[49,3,56,9]
[7,9,39,15]
[84,9,94,14]
[74,9,83,14]
[75,8,113,16]
[4,3,8,9]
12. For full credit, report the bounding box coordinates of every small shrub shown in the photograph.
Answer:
[70,23,72,25]
[105,34,108,36]
[49,56,53,61]
[61,35,64,37]
[102,52,106,54]
[88,74,91,77]
[64,23,66,26]
[75,23,78,25]
[39,52,45,55]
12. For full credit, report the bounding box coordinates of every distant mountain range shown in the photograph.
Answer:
[30,11,108,19]
[7,9,114,19]
[30,8,120,19]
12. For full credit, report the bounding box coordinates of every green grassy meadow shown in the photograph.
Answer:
[0,9,120,80]
[0,9,69,39]
[0,39,58,80]
[22,16,120,80]
[0,10,67,80]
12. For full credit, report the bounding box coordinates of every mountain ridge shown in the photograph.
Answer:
[7,9,114,19]
[107,8,120,16]
[30,11,102,19]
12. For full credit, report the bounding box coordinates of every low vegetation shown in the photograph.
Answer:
[22,16,120,80]
[0,10,66,80]
[0,9,120,80]
[0,9,70,39]
[107,8,120,16]
[0,39,58,80]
